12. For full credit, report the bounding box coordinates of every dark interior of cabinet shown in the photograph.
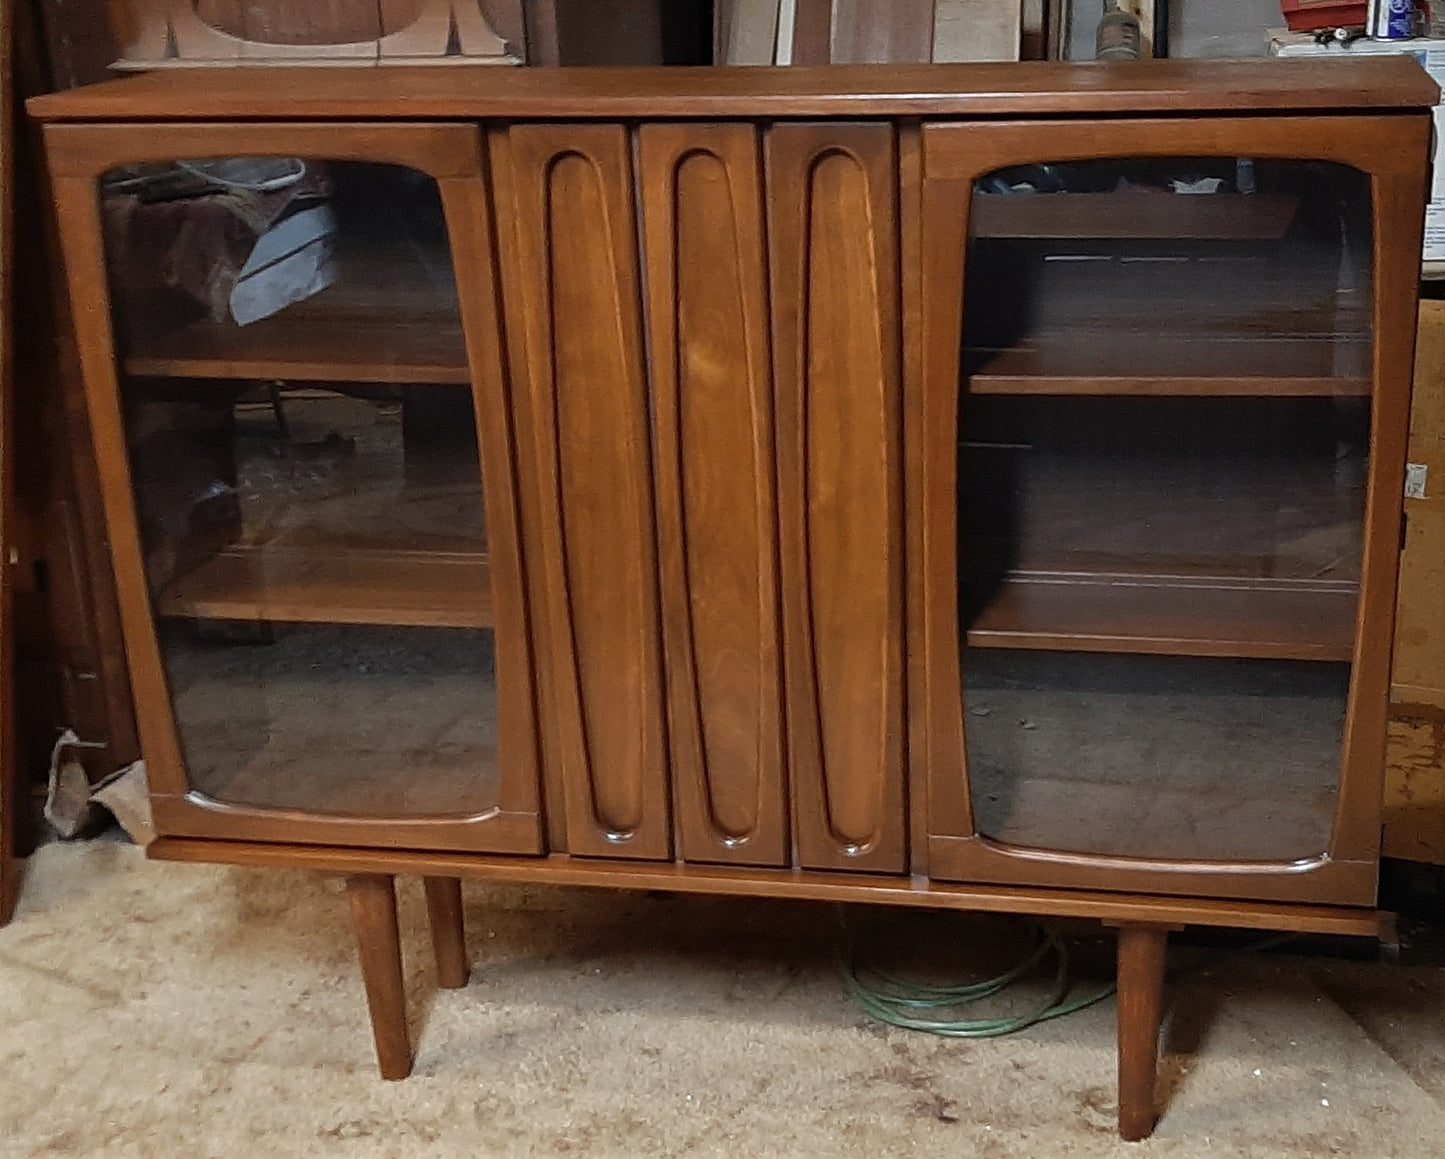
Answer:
[165,621,502,816]
[962,649,1346,862]
[955,396,1363,860]
[111,161,492,632]
[110,160,503,816]
[955,156,1368,862]
[958,393,1367,660]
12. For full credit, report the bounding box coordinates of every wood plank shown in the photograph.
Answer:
[27,59,1440,123]
[831,0,935,63]
[971,191,1299,240]
[933,0,1022,63]
[966,571,1357,660]
[969,337,1371,396]
[769,122,907,874]
[789,0,833,63]
[194,0,383,45]
[1383,710,1445,863]
[1390,300,1445,711]
[148,836,1385,936]
[157,545,494,628]
[723,0,779,64]
[639,124,787,868]
[1384,300,1445,863]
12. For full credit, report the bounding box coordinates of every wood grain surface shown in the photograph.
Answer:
[28,58,1439,122]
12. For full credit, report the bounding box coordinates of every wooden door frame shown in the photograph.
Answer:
[43,119,543,853]
[0,0,16,922]
[915,113,1430,905]
[490,122,672,860]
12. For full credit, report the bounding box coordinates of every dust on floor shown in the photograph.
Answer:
[0,840,1441,1158]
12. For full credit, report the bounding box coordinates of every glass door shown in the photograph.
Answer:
[918,118,1425,903]
[49,125,541,852]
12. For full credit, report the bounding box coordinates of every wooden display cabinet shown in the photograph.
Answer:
[29,58,1436,1140]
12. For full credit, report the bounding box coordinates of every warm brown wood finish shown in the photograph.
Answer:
[423,876,470,988]
[499,123,670,861]
[152,838,1385,937]
[639,123,788,867]
[35,61,1436,1138]
[918,113,1431,907]
[770,122,907,874]
[831,0,936,63]
[26,59,1437,123]
[347,873,412,1080]
[1115,924,1171,1142]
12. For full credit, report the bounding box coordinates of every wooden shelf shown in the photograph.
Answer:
[968,334,1370,396]
[965,570,1356,661]
[964,239,1371,397]
[122,235,469,385]
[157,544,492,628]
[971,192,1300,241]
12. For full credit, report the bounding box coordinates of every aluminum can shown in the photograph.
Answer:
[1368,0,1417,39]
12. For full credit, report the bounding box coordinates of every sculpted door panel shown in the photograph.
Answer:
[639,124,788,866]
[501,124,670,859]
[768,123,907,873]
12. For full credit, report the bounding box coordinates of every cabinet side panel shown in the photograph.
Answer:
[641,124,787,866]
[769,123,906,873]
[505,124,670,859]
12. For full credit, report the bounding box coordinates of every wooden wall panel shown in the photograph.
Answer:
[640,124,787,867]
[501,124,670,860]
[769,123,907,873]
[1385,299,1445,863]
[831,0,934,63]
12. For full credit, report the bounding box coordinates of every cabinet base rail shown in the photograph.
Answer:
[162,840,1377,1141]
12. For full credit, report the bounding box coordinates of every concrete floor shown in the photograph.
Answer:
[1,840,1443,1158]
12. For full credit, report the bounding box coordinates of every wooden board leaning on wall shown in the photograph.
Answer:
[1385,299,1445,864]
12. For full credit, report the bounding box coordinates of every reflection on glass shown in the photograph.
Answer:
[104,158,497,819]
[959,157,1371,863]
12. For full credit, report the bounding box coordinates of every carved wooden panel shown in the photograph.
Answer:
[501,124,671,860]
[639,124,787,867]
[111,0,521,67]
[768,123,907,873]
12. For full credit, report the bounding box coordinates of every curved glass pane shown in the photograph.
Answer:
[103,157,498,818]
[959,157,1371,863]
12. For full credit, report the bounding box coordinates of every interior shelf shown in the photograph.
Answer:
[157,544,492,629]
[965,571,1356,660]
[963,239,1371,397]
[971,191,1300,241]
[121,234,470,385]
[968,334,1370,396]
[958,403,1365,660]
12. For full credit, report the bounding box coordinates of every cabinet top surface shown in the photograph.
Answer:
[27,58,1438,122]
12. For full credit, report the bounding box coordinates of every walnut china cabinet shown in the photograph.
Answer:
[29,58,1436,1139]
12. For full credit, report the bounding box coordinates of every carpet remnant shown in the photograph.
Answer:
[0,841,1442,1158]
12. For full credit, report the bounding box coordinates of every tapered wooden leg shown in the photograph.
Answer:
[423,876,469,989]
[1116,923,1169,1141]
[347,874,412,1080]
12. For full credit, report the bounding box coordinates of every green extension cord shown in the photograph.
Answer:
[839,910,1117,1038]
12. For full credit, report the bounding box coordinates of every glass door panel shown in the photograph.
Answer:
[958,156,1371,864]
[103,156,500,820]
